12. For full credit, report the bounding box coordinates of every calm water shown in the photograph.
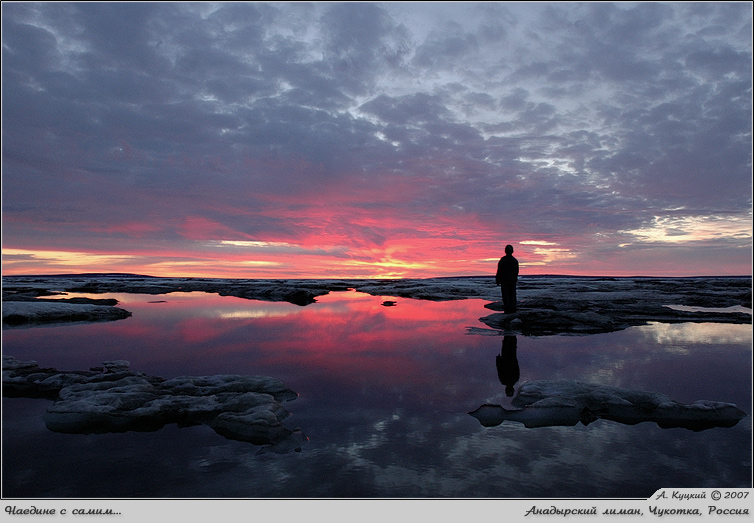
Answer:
[2,290,751,498]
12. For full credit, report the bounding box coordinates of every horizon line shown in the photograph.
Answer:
[2,272,751,280]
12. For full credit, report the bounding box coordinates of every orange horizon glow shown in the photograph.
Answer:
[2,244,751,279]
[4,192,750,279]
[3,170,751,279]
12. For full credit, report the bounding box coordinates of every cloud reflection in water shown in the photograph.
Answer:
[2,290,751,497]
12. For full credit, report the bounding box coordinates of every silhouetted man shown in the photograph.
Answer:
[496,335,520,397]
[495,244,519,313]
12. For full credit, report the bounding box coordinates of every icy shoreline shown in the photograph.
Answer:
[3,274,751,336]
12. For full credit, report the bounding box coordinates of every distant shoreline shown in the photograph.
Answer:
[2,273,751,280]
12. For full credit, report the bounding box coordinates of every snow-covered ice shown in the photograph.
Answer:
[2,355,307,454]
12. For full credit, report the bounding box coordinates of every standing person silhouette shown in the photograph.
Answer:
[495,244,519,313]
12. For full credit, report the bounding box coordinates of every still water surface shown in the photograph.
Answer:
[2,290,751,498]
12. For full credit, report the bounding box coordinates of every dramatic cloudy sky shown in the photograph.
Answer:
[2,2,752,278]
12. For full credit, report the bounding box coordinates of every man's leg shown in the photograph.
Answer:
[509,285,517,313]
[502,283,517,313]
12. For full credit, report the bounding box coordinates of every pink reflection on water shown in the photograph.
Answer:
[11,290,748,414]
[3,291,491,390]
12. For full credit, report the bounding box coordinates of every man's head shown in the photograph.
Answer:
[505,245,514,255]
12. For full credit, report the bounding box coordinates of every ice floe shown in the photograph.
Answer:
[2,355,307,454]
[469,380,748,431]
[663,304,752,314]
[2,300,132,327]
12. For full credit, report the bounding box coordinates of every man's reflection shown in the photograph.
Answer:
[496,335,519,397]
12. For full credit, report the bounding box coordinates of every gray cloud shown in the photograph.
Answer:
[2,2,751,274]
